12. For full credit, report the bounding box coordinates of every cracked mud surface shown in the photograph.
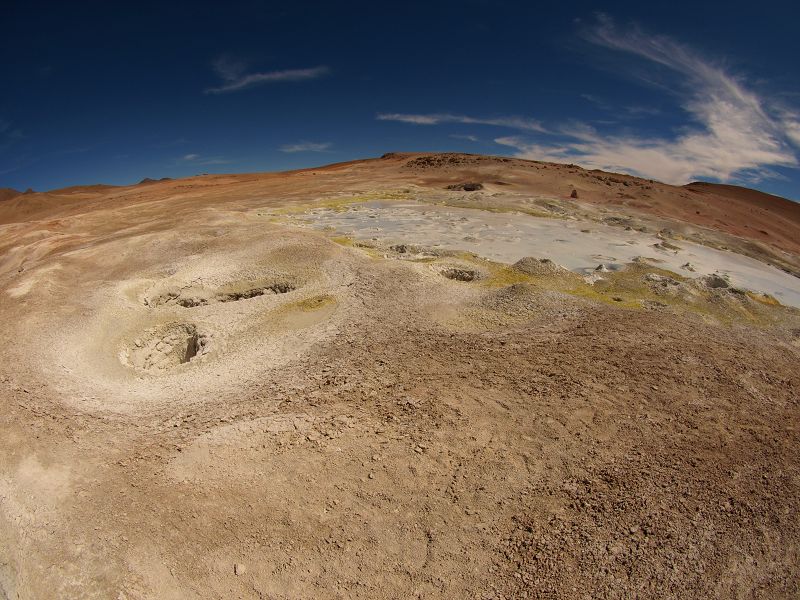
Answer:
[1,153,799,599]
[122,323,210,372]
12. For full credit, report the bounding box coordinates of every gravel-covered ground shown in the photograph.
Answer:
[1,154,799,599]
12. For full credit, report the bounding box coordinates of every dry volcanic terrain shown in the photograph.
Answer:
[1,152,799,599]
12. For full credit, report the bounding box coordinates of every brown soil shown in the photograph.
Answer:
[0,153,799,599]
[0,188,20,203]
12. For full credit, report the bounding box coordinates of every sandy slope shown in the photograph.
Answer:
[0,189,20,203]
[0,153,799,599]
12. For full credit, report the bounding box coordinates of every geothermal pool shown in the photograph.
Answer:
[288,201,800,308]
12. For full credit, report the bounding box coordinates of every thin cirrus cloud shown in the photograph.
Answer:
[279,142,332,153]
[181,153,232,165]
[379,18,800,186]
[450,134,479,142]
[204,56,329,94]
[376,113,547,133]
[502,18,800,184]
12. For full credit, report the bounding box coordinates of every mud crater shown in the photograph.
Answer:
[216,283,295,303]
[442,268,478,282]
[145,282,296,308]
[122,323,211,371]
[145,290,207,308]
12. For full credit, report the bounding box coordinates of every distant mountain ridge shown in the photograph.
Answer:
[2,153,798,262]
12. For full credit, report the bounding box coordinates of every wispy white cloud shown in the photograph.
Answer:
[580,93,605,107]
[379,19,800,185]
[450,134,479,142]
[504,17,800,184]
[780,109,800,148]
[623,105,662,117]
[377,113,547,133]
[205,57,329,94]
[279,141,332,153]
[180,153,232,165]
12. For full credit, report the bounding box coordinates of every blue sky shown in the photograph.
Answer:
[2,0,800,199]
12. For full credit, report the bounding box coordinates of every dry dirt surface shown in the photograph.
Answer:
[1,153,799,599]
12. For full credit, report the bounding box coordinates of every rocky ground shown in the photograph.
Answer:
[0,154,799,599]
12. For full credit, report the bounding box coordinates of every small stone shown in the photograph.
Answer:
[570,189,579,199]
[234,563,246,576]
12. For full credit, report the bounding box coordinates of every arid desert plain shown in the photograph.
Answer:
[1,152,799,599]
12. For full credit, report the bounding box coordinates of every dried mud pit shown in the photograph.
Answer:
[442,267,478,282]
[216,282,295,302]
[145,282,296,308]
[121,323,210,371]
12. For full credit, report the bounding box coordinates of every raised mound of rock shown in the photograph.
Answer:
[441,267,478,282]
[696,273,731,289]
[512,256,569,277]
[643,272,682,287]
[642,272,691,299]
[690,273,749,300]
